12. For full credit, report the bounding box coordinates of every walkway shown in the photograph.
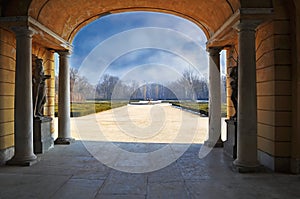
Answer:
[0,104,299,199]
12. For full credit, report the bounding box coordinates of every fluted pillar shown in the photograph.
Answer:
[54,51,74,144]
[233,21,260,172]
[204,47,223,148]
[7,27,37,166]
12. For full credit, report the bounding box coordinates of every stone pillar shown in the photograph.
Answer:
[54,51,74,144]
[204,47,223,148]
[7,27,37,166]
[233,21,260,172]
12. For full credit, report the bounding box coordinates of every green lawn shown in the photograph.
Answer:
[55,101,128,117]
[55,101,227,117]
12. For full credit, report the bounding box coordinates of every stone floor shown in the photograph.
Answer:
[0,142,299,199]
[0,104,299,199]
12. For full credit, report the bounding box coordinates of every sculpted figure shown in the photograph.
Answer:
[33,57,51,118]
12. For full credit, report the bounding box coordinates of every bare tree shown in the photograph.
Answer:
[96,74,120,100]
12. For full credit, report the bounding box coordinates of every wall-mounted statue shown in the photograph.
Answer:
[32,57,51,118]
[229,67,238,119]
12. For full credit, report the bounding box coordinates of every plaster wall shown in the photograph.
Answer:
[0,28,15,163]
[256,0,292,172]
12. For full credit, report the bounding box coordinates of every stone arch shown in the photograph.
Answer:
[25,0,240,43]
[66,8,212,43]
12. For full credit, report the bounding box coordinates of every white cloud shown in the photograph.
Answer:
[119,63,183,85]
[77,27,208,85]
[130,12,207,44]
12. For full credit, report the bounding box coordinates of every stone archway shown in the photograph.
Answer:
[24,0,241,164]
[3,0,292,173]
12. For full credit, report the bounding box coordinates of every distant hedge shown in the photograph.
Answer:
[171,102,227,117]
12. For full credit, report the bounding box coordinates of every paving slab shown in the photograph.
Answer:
[100,170,147,195]
[95,194,146,199]
[50,178,104,199]
[148,163,183,183]
[147,182,189,199]
[0,173,70,199]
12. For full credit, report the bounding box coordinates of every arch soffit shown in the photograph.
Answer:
[27,0,240,43]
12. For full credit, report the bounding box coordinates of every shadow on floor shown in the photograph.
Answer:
[0,141,299,199]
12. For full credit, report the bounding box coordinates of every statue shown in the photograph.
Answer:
[32,57,51,118]
[32,56,54,153]
[229,67,238,119]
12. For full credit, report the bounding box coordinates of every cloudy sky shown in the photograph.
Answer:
[68,11,226,85]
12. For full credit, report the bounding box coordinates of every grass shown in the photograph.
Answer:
[55,101,128,117]
[55,100,227,117]
[171,101,227,117]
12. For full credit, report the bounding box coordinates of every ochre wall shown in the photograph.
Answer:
[0,28,16,162]
[256,0,292,172]
[226,45,238,118]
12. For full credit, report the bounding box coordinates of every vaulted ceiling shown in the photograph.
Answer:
[2,0,240,42]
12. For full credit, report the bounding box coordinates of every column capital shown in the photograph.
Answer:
[57,50,71,57]
[11,26,36,37]
[234,20,261,32]
[207,47,222,57]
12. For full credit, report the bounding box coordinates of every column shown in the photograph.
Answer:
[54,51,74,144]
[204,47,223,148]
[7,27,37,166]
[233,21,260,172]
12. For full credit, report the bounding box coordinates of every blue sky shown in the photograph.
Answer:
[65,11,226,85]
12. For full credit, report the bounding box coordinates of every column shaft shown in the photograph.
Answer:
[55,51,74,144]
[7,27,37,166]
[234,21,260,171]
[204,47,223,148]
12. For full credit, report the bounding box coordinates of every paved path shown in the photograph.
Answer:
[0,104,299,199]
[71,104,210,173]
[72,103,208,143]
[68,103,227,142]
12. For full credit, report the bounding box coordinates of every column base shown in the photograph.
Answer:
[6,155,38,166]
[233,159,262,173]
[54,137,75,145]
[215,139,224,148]
[204,140,224,148]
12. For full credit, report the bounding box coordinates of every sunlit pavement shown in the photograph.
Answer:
[0,104,299,199]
